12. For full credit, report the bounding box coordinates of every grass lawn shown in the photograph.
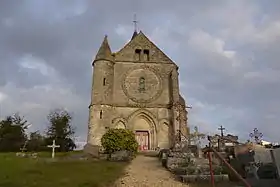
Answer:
[0,152,127,187]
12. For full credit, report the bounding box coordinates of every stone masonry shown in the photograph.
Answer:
[85,30,189,151]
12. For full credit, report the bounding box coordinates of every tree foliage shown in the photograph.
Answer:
[0,113,28,152]
[27,131,46,152]
[101,129,138,155]
[45,108,76,152]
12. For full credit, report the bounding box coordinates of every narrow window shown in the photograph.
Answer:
[99,110,103,119]
[143,49,150,61]
[135,49,141,61]
[138,77,145,93]
[103,78,106,86]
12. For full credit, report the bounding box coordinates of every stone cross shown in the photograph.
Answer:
[133,14,138,32]
[192,126,205,145]
[47,140,60,158]
[192,126,205,158]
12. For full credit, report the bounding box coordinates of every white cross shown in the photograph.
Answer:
[47,140,60,158]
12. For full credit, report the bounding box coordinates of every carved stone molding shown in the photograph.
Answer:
[122,65,163,103]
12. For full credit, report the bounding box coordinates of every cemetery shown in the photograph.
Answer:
[1,110,280,187]
[157,126,280,187]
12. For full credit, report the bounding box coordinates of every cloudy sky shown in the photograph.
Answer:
[1,0,280,144]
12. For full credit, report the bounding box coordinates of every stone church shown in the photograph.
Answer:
[85,30,189,151]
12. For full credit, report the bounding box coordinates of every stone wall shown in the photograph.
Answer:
[272,148,280,177]
[254,145,273,163]
[88,106,173,148]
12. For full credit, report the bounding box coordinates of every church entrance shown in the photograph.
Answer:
[135,131,149,151]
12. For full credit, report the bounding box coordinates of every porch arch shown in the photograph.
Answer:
[127,109,158,150]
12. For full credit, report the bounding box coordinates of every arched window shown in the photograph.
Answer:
[99,110,103,119]
[143,49,150,61]
[135,49,141,61]
[138,77,145,92]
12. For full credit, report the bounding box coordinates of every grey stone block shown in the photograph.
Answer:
[83,143,100,158]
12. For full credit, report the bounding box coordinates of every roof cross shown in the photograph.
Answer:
[133,14,138,32]
[218,125,225,137]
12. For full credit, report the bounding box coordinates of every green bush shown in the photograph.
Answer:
[101,129,138,155]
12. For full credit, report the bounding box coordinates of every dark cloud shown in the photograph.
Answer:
[0,0,280,144]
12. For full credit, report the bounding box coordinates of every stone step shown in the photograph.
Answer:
[179,174,229,183]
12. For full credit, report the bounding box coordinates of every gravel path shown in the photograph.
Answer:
[113,155,189,187]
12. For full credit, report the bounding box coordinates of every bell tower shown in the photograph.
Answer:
[87,36,114,145]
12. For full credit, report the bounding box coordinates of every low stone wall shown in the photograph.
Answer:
[159,149,229,183]
[254,145,273,164]
[272,148,280,178]
[180,174,229,183]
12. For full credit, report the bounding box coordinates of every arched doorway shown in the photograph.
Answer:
[133,117,150,151]
[128,110,157,151]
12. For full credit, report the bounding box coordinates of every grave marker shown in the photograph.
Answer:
[249,128,263,144]
[190,126,205,158]
[47,140,60,158]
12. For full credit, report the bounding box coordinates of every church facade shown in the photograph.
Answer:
[86,31,189,151]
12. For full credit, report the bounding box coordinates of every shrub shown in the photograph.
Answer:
[101,129,138,156]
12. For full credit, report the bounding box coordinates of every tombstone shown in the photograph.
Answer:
[189,126,205,158]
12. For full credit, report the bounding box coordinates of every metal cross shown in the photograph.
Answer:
[249,128,263,144]
[218,125,225,137]
[133,14,138,32]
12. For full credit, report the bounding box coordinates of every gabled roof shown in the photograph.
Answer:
[114,31,177,65]
[131,31,138,40]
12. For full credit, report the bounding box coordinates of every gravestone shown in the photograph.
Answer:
[189,126,205,158]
